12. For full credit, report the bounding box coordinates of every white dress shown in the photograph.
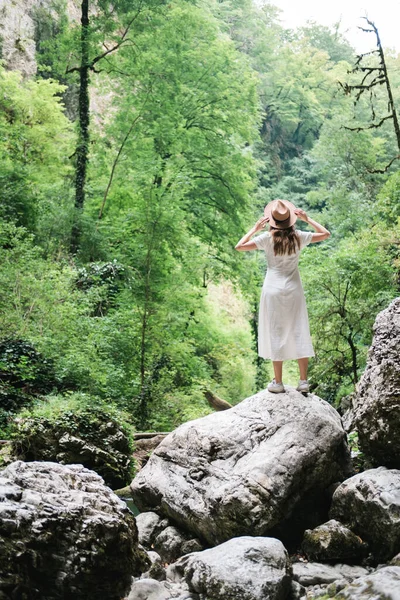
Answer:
[254,230,314,361]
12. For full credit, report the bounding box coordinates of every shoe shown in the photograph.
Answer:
[297,380,310,393]
[268,379,285,393]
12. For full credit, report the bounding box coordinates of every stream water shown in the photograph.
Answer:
[122,497,140,516]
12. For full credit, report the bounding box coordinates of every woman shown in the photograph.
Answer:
[235,199,330,393]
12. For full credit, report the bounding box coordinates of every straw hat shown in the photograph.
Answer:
[264,199,297,229]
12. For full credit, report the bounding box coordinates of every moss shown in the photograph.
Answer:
[9,393,136,488]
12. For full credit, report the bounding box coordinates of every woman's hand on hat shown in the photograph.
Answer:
[254,216,269,232]
[294,208,308,222]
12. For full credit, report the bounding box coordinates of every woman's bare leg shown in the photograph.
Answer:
[272,361,283,383]
[298,357,308,380]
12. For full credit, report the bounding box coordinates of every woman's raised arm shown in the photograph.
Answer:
[235,216,270,251]
[294,208,330,243]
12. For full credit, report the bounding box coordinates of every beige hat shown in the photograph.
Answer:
[264,199,297,229]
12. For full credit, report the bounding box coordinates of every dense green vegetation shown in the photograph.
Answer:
[0,0,399,436]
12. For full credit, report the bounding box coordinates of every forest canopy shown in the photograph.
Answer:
[0,0,399,435]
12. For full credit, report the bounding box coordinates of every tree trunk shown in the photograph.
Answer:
[374,23,400,152]
[71,0,90,254]
[250,299,265,389]
[204,390,232,411]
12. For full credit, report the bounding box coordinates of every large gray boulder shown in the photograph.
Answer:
[330,467,400,561]
[354,298,400,467]
[0,461,148,600]
[131,389,351,545]
[336,566,400,599]
[171,536,291,600]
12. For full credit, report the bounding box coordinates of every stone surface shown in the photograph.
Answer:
[353,298,400,467]
[336,566,400,599]
[172,536,291,600]
[292,562,343,586]
[134,435,168,470]
[292,562,368,587]
[330,467,400,561]
[0,460,147,600]
[131,389,351,545]
[154,526,192,563]
[0,0,79,78]
[302,519,367,562]
[142,551,166,581]
[12,415,133,489]
[127,579,171,600]
[136,511,169,548]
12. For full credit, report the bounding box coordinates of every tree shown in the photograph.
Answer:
[0,66,73,230]
[339,17,400,172]
[62,0,159,252]
[302,228,397,402]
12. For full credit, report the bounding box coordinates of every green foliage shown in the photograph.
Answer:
[0,0,399,435]
[9,393,136,488]
[0,337,60,434]
[302,227,397,402]
[0,65,73,230]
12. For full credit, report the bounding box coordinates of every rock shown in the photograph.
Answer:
[292,562,343,586]
[353,298,400,467]
[127,579,171,600]
[0,0,79,78]
[330,467,400,561]
[134,435,168,470]
[292,562,369,587]
[131,389,351,546]
[302,519,367,562]
[173,536,291,600]
[136,511,169,548]
[142,551,166,581]
[154,526,189,563]
[338,393,358,433]
[12,409,134,489]
[334,564,370,580]
[391,553,400,566]
[336,566,400,599]
[0,460,148,600]
[290,580,307,599]
[153,526,205,563]
[180,539,204,555]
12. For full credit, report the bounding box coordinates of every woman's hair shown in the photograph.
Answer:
[270,226,300,256]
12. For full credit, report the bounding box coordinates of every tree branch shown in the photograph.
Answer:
[343,113,393,132]
[367,154,400,173]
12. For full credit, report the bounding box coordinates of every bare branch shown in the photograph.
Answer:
[367,154,400,174]
[343,113,393,132]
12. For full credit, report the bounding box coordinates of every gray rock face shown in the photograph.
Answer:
[127,579,171,600]
[292,562,368,586]
[354,298,400,467]
[131,389,351,546]
[330,467,400,561]
[154,526,193,563]
[0,0,78,77]
[136,511,169,548]
[173,536,291,600]
[302,519,367,562]
[336,566,400,599]
[0,461,147,600]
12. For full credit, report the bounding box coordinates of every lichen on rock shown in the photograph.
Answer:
[0,460,148,600]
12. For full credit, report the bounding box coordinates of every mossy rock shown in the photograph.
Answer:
[9,394,135,489]
[302,519,368,563]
